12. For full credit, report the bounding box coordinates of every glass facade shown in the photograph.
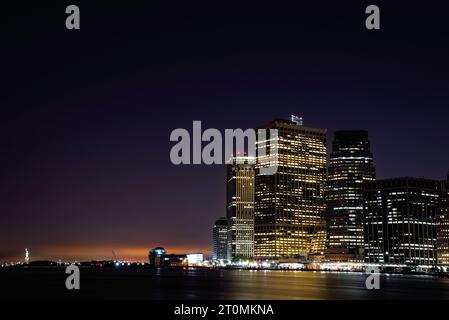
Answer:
[212,217,228,260]
[325,131,376,262]
[363,178,440,265]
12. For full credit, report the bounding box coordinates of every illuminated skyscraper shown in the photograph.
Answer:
[364,178,440,265]
[254,117,327,260]
[436,173,449,265]
[226,156,255,260]
[325,131,376,262]
[212,217,228,261]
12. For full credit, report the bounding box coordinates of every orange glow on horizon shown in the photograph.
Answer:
[1,244,212,263]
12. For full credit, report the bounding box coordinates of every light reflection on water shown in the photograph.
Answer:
[149,269,449,300]
[2,267,449,300]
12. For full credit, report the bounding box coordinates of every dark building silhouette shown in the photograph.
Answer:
[148,247,188,267]
[212,217,228,260]
[363,178,440,265]
[148,247,166,267]
[325,131,376,262]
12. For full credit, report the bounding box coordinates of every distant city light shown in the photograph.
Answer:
[186,253,204,265]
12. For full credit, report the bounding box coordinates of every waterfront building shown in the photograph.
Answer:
[148,247,189,267]
[363,178,440,265]
[212,217,228,260]
[148,247,167,267]
[437,173,449,265]
[254,116,327,260]
[186,253,204,265]
[325,131,376,262]
[226,156,255,260]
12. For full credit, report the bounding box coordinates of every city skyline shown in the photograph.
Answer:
[3,2,449,263]
[2,117,448,263]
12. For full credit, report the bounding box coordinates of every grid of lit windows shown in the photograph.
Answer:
[325,131,376,262]
[363,178,440,265]
[254,118,327,259]
[212,217,228,260]
[227,157,255,260]
[436,176,449,265]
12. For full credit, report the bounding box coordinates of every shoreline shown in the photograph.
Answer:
[2,264,449,279]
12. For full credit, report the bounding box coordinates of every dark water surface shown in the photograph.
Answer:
[1,267,449,300]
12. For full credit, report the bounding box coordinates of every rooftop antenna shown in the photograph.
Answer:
[291,115,303,126]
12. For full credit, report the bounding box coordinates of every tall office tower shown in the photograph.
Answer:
[364,178,440,265]
[226,156,255,261]
[436,173,449,265]
[325,131,376,262]
[212,217,228,260]
[254,116,327,260]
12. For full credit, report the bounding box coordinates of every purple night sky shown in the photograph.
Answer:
[2,2,448,261]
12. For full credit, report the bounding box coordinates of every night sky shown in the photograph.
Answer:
[2,1,449,261]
